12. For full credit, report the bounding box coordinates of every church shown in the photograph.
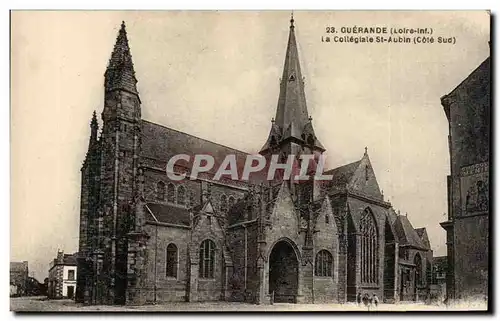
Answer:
[76,16,433,305]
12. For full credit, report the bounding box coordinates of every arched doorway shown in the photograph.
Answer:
[268,240,299,303]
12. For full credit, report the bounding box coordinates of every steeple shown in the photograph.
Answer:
[275,14,308,133]
[260,15,324,154]
[104,21,139,96]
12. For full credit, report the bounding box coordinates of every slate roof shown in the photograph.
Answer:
[386,207,398,225]
[324,160,361,189]
[393,215,429,250]
[140,120,249,172]
[145,202,191,226]
[415,227,425,237]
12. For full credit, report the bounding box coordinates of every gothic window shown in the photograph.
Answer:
[365,165,369,181]
[315,250,333,277]
[220,195,228,213]
[325,214,329,224]
[167,183,175,203]
[360,208,378,284]
[177,185,186,205]
[156,181,166,201]
[199,239,215,279]
[414,253,423,286]
[228,196,236,210]
[166,243,178,278]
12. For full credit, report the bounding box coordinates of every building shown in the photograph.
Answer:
[430,255,447,302]
[440,52,490,301]
[48,251,78,299]
[25,276,47,296]
[10,261,29,296]
[76,18,432,305]
[432,256,447,286]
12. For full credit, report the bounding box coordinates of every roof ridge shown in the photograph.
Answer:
[443,56,490,100]
[324,158,362,174]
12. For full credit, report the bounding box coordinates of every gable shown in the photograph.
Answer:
[348,154,382,199]
[269,181,299,237]
[201,201,214,214]
[415,228,431,249]
[393,215,428,250]
[314,196,338,234]
[192,205,225,241]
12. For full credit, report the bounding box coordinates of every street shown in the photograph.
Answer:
[10,296,487,312]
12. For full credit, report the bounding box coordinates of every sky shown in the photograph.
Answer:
[11,11,490,281]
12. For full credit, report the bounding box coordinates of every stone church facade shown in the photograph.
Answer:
[76,17,432,305]
[440,52,490,301]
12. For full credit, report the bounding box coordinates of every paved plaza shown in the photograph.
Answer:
[10,296,487,312]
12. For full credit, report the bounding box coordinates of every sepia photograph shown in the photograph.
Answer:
[9,10,491,312]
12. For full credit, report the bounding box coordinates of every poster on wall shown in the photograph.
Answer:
[460,162,489,216]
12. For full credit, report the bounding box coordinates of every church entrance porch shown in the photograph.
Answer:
[268,240,299,303]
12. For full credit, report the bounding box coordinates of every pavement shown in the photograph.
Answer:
[10,296,488,312]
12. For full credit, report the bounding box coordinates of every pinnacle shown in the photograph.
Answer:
[104,21,138,95]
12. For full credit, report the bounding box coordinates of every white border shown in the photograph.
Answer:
[4,1,499,320]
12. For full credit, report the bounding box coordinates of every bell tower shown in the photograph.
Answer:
[98,21,142,305]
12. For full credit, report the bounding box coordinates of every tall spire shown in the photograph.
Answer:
[274,14,309,132]
[104,21,138,95]
[260,15,324,153]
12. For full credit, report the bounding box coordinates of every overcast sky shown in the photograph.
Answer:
[11,11,490,280]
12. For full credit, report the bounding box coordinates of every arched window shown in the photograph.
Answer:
[177,186,186,205]
[228,196,235,210]
[166,243,178,278]
[315,250,333,277]
[156,181,166,201]
[325,214,330,224]
[414,253,423,286]
[220,195,227,213]
[199,239,215,279]
[167,183,175,203]
[360,208,378,284]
